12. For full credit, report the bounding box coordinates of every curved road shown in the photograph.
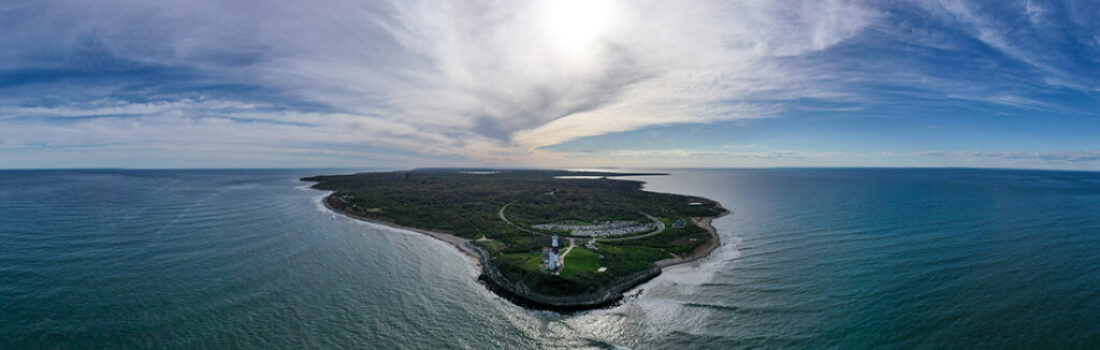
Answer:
[497,202,538,234]
[497,201,665,242]
[497,202,671,269]
[596,212,666,242]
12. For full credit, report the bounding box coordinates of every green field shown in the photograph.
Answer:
[499,252,543,273]
[598,244,671,274]
[560,247,602,279]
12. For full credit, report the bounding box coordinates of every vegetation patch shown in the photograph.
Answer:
[602,219,710,256]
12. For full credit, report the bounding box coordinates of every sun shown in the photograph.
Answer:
[543,0,614,55]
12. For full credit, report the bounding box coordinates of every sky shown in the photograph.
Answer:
[1,0,1098,170]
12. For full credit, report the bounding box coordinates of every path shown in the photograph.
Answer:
[497,202,539,234]
[557,238,576,269]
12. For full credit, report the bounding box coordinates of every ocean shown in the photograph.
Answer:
[1,168,1097,349]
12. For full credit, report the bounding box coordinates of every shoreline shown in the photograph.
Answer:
[656,210,729,268]
[321,197,483,271]
[316,191,729,311]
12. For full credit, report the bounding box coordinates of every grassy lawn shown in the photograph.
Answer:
[598,245,670,274]
[560,247,602,279]
[602,219,709,256]
[501,252,544,273]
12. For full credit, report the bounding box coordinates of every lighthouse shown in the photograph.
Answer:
[548,247,559,270]
[543,235,562,271]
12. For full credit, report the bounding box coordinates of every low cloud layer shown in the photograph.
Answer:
[918,150,1100,163]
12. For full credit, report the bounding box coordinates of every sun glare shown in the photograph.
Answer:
[544,0,613,55]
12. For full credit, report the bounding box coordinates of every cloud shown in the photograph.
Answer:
[252,0,881,151]
[0,0,880,166]
[608,149,812,160]
[909,0,1100,93]
[570,149,1100,169]
[916,150,1100,163]
[1,0,1098,168]
[545,147,855,168]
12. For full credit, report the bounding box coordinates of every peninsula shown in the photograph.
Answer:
[302,169,728,310]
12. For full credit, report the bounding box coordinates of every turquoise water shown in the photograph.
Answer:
[1,169,1098,349]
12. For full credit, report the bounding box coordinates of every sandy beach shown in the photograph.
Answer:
[322,196,483,270]
[656,210,730,268]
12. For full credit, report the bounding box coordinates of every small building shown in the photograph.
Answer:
[672,218,686,228]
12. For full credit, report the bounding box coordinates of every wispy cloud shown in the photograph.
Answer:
[0,0,1098,168]
[558,148,1100,168]
[0,0,880,166]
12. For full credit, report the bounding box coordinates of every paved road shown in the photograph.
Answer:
[596,212,666,242]
[497,202,538,234]
[497,202,667,242]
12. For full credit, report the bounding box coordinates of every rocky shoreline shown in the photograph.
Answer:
[319,193,728,312]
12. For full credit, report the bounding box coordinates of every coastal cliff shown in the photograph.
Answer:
[469,239,662,310]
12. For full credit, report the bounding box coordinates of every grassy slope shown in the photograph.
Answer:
[560,247,602,279]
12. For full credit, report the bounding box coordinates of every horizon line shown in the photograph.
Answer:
[1,166,1098,174]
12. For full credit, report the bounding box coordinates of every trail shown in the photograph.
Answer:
[497,202,539,234]
[557,238,576,269]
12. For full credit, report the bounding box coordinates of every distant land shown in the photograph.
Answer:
[302,169,729,310]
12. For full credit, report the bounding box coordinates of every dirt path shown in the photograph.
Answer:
[558,238,576,268]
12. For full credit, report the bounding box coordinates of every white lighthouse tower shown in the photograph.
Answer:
[543,235,562,271]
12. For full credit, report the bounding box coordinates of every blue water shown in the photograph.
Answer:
[1,168,1098,349]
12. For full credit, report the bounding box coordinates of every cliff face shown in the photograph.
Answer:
[465,242,661,311]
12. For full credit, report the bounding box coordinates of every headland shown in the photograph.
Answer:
[303,169,728,311]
